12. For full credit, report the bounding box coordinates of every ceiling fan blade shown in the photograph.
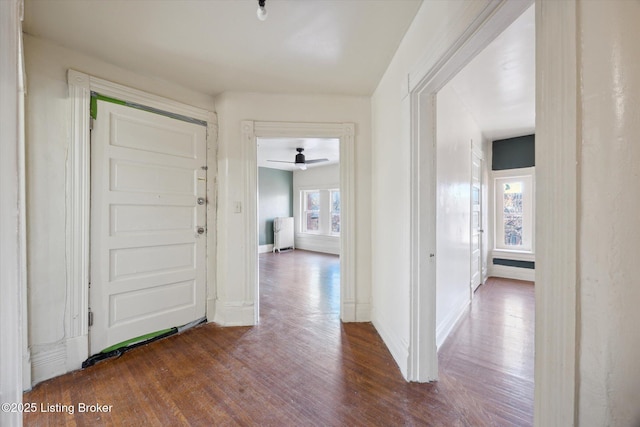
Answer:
[267,160,295,163]
[304,158,329,164]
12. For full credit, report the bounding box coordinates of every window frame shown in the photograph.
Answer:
[329,189,341,236]
[299,188,340,237]
[493,167,535,254]
[302,189,321,234]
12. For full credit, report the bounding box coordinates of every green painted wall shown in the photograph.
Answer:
[258,167,293,245]
[492,134,535,170]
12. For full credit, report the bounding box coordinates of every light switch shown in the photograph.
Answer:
[234,201,242,213]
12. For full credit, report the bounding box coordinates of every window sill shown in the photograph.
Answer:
[297,232,339,239]
[492,249,535,262]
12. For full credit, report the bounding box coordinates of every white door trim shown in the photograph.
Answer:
[534,1,578,425]
[408,0,579,425]
[66,70,217,371]
[1,0,25,420]
[471,147,483,296]
[242,121,356,323]
[406,0,533,381]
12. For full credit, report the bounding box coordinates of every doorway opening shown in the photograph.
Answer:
[256,137,341,318]
[434,4,535,347]
[435,14,537,407]
[406,1,534,383]
[241,121,356,324]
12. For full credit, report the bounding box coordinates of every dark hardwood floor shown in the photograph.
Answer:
[24,250,534,426]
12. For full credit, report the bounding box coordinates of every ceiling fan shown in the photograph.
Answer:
[267,148,328,170]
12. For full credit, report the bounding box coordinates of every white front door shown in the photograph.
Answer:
[90,100,207,354]
[471,150,483,293]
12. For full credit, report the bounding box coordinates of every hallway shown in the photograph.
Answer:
[24,251,533,425]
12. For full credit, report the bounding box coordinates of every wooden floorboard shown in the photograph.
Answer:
[24,251,533,426]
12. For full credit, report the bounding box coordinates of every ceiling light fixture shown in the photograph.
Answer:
[298,164,307,171]
[256,0,268,21]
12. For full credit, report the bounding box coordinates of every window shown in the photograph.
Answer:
[494,168,534,252]
[300,189,340,236]
[303,190,320,232]
[330,190,340,234]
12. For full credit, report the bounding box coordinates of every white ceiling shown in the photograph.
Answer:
[24,1,533,141]
[23,0,422,97]
[446,5,535,141]
[257,138,339,171]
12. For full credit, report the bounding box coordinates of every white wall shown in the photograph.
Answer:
[293,164,340,255]
[434,84,485,348]
[23,35,215,384]
[371,0,492,378]
[214,92,371,325]
[578,2,640,425]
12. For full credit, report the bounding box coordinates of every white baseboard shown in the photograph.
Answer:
[356,303,371,322]
[371,310,409,380]
[490,264,535,282]
[207,297,216,321]
[341,300,356,322]
[30,335,89,387]
[258,244,273,254]
[436,297,470,349]
[22,349,31,391]
[338,301,371,323]
[65,335,88,372]
[212,300,256,326]
[31,343,67,386]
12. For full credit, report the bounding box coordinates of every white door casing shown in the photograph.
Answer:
[90,101,207,354]
[241,121,356,324]
[406,0,533,383]
[471,148,483,293]
[1,0,26,418]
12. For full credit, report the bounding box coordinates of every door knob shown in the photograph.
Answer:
[197,197,206,205]
[197,227,205,235]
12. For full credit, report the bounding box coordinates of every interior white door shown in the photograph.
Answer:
[90,100,207,354]
[471,150,483,293]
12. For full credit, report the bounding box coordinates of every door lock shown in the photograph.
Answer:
[197,227,205,235]
[197,197,206,205]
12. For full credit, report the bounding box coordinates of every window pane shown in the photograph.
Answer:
[503,182,523,246]
[331,191,340,213]
[331,213,340,234]
[306,211,319,231]
[472,187,480,205]
[306,192,320,211]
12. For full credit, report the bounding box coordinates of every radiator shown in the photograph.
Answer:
[273,217,294,253]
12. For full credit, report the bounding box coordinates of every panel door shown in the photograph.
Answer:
[471,151,483,292]
[90,100,207,354]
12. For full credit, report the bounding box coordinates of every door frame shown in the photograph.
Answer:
[66,70,217,370]
[406,0,534,380]
[470,145,483,297]
[407,0,579,424]
[1,0,26,415]
[241,121,356,322]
